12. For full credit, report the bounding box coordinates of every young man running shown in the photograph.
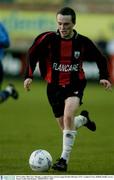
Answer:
[24,7,111,171]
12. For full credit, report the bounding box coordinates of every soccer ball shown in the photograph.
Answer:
[29,149,52,172]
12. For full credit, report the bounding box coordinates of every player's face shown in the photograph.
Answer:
[57,14,75,39]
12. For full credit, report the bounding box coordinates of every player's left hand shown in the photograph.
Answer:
[100,79,112,91]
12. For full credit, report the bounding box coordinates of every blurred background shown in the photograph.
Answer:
[0,1,114,175]
[0,0,114,82]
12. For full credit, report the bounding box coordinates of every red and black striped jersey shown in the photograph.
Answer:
[25,30,109,86]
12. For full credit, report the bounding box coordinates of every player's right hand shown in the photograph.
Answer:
[24,78,33,91]
[100,79,112,91]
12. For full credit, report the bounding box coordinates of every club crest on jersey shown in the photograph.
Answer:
[74,51,80,59]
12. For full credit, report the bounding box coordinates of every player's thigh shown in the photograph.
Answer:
[64,96,80,118]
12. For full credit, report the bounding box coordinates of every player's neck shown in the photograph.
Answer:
[63,31,74,39]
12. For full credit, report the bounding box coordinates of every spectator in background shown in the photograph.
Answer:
[0,22,18,103]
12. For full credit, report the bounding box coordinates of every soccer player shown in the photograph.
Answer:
[0,22,18,103]
[24,7,112,171]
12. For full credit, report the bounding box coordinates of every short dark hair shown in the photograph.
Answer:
[57,7,76,24]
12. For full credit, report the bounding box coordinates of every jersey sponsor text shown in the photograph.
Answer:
[53,63,79,72]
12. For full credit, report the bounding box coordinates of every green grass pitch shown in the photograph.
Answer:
[0,79,114,175]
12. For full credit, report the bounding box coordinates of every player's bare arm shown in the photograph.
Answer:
[24,78,33,91]
[100,79,112,90]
